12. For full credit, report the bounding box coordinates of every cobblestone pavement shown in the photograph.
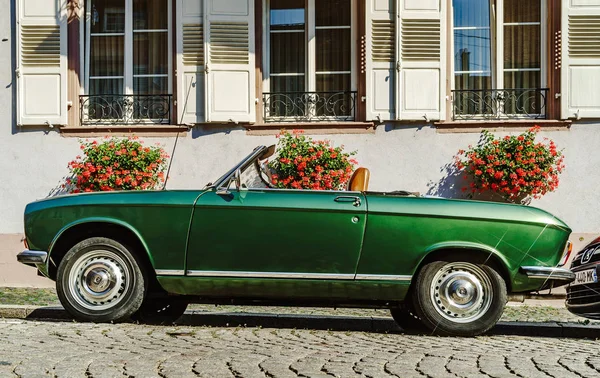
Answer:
[1,319,600,378]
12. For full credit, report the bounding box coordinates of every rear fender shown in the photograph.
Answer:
[417,241,513,282]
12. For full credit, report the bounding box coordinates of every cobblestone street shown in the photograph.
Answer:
[1,318,600,378]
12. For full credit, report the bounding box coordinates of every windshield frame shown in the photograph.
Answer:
[210,145,268,189]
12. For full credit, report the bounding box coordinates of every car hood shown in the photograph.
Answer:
[24,190,206,215]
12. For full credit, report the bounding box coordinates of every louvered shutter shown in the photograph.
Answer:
[365,0,395,121]
[562,1,600,119]
[176,0,205,124]
[16,0,67,126]
[204,0,255,123]
[396,0,446,121]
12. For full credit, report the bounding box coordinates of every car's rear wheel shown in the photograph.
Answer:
[412,260,507,337]
[133,298,189,325]
[56,237,145,323]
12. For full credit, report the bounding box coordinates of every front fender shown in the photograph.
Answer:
[48,217,154,267]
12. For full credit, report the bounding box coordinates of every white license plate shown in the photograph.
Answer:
[572,268,598,286]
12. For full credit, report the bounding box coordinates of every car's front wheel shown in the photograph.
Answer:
[56,237,146,323]
[412,260,507,337]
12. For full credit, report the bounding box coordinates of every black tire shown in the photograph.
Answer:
[412,260,507,337]
[56,237,146,323]
[390,306,428,332]
[133,298,189,325]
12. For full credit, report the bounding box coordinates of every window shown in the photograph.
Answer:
[452,0,547,120]
[263,0,357,122]
[82,0,172,124]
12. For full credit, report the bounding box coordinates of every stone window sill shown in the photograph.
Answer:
[245,122,376,135]
[59,125,188,137]
[434,120,572,133]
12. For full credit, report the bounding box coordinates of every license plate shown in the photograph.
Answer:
[572,268,598,286]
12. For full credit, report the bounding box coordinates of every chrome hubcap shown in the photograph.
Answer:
[68,250,131,311]
[430,262,493,323]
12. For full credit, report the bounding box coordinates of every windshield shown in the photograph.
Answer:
[209,146,269,189]
[223,160,270,190]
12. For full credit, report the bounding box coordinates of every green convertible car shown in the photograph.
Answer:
[18,145,575,336]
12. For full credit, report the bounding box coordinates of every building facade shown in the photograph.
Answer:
[1,0,600,285]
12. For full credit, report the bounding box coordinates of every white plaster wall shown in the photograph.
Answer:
[2,121,600,234]
[1,0,600,235]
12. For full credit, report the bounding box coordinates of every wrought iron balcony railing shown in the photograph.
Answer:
[263,91,357,122]
[452,88,549,121]
[80,94,172,125]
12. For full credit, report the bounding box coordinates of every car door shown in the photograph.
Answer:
[186,188,366,280]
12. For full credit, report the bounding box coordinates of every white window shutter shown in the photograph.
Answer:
[562,1,600,119]
[396,0,446,121]
[16,0,67,126]
[204,0,255,123]
[365,0,395,122]
[176,0,205,124]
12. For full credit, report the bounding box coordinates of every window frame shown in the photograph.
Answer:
[262,0,357,101]
[450,0,548,119]
[82,0,173,99]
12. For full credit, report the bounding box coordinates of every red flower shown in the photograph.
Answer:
[455,128,563,201]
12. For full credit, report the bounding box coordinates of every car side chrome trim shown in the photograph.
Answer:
[17,250,48,265]
[355,274,412,281]
[185,271,412,281]
[186,271,356,280]
[520,266,575,282]
[155,269,186,276]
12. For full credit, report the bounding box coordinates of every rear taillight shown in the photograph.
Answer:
[558,241,573,267]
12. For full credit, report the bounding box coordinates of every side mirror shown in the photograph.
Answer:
[216,169,242,196]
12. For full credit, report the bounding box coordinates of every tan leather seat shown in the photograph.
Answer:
[348,167,370,192]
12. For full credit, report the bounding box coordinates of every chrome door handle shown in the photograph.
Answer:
[335,196,362,207]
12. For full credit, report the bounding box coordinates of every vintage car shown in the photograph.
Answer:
[566,236,600,319]
[18,145,575,336]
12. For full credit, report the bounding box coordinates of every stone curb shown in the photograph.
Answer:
[1,305,599,339]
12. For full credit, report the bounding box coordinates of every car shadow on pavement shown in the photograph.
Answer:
[171,312,600,339]
[21,309,600,339]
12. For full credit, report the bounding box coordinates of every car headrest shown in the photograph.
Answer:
[348,167,370,192]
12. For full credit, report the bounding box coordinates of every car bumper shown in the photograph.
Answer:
[566,264,600,318]
[17,250,48,266]
[566,303,600,319]
[520,266,575,289]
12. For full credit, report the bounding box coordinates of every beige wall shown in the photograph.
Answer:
[1,234,53,288]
